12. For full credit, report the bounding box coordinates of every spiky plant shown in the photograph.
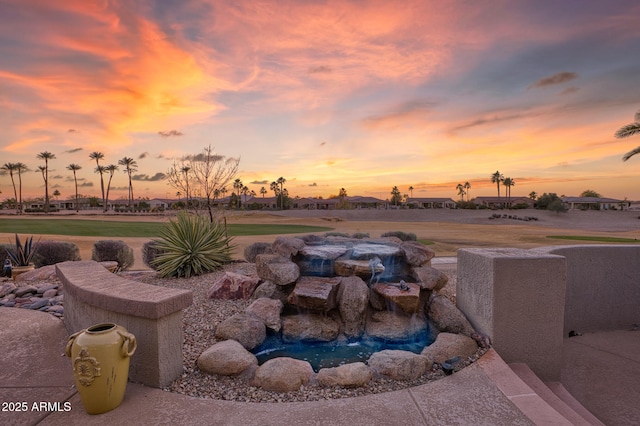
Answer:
[6,234,39,266]
[152,212,234,278]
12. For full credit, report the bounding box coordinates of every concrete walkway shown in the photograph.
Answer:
[1,307,637,425]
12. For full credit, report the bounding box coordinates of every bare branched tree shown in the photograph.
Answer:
[166,145,240,222]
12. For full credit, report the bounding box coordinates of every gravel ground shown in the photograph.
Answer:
[130,261,487,403]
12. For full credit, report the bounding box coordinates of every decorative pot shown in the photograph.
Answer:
[66,323,137,414]
[11,264,34,280]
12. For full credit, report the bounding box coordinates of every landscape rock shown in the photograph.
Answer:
[252,357,313,392]
[317,362,372,388]
[334,259,384,279]
[428,295,476,336]
[337,276,369,338]
[197,340,258,376]
[42,289,58,298]
[255,255,300,285]
[207,272,260,300]
[400,241,435,266]
[244,242,274,263]
[282,313,340,343]
[15,285,38,297]
[372,282,421,314]
[215,313,266,350]
[421,332,478,365]
[410,266,448,291]
[246,298,283,332]
[15,265,57,282]
[365,310,427,340]
[271,237,305,258]
[368,350,430,381]
[251,281,294,304]
[287,276,341,312]
[0,282,16,298]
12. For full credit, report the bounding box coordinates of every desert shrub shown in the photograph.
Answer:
[32,241,80,267]
[351,232,370,239]
[152,212,234,278]
[455,200,477,209]
[142,240,166,270]
[91,240,134,270]
[244,242,273,263]
[547,199,568,213]
[325,232,350,238]
[511,203,529,210]
[381,231,417,241]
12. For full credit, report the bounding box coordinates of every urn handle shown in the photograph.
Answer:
[65,329,84,357]
[117,330,137,357]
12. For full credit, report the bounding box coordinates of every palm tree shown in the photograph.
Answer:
[391,186,402,206]
[89,152,105,207]
[36,151,55,213]
[118,157,138,210]
[490,170,504,204]
[104,164,118,212]
[408,186,414,199]
[277,177,286,209]
[455,183,466,201]
[1,163,19,212]
[503,177,514,208]
[615,110,640,161]
[260,186,267,198]
[15,162,27,214]
[464,181,471,202]
[66,164,82,212]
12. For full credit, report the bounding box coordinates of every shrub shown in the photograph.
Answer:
[91,240,134,270]
[381,231,417,241]
[548,199,568,213]
[455,200,477,209]
[142,240,166,270]
[351,232,370,239]
[244,242,273,263]
[152,212,234,278]
[325,232,350,238]
[32,241,80,267]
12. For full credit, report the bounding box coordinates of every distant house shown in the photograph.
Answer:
[561,196,628,211]
[406,198,456,209]
[347,196,388,209]
[473,196,535,209]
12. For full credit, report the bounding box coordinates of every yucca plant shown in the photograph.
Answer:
[6,234,39,266]
[152,212,234,278]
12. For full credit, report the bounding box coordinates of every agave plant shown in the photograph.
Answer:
[6,234,39,266]
[152,212,234,278]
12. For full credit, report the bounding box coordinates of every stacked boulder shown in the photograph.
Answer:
[198,235,484,392]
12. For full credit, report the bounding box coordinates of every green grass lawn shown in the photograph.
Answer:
[418,239,435,245]
[546,235,640,243]
[0,219,333,238]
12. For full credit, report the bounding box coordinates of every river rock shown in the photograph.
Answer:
[28,298,49,310]
[255,255,300,285]
[15,285,38,297]
[287,276,340,312]
[197,340,258,376]
[317,362,372,388]
[368,350,430,380]
[410,266,448,291]
[244,242,274,263]
[365,311,427,340]
[252,357,313,392]
[372,282,421,314]
[208,272,260,300]
[282,313,340,342]
[337,276,369,338]
[215,313,266,350]
[428,295,476,336]
[421,332,478,365]
[0,282,16,298]
[271,237,306,258]
[246,298,283,332]
[401,241,435,266]
[42,289,58,298]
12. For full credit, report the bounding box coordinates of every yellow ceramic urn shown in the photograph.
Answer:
[66,323,137,414]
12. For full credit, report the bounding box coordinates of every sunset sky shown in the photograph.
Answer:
[1,0,640,202]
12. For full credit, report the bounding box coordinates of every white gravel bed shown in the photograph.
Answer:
[131,262,487,403]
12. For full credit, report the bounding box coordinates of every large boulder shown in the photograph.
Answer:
[317,362,372,388]
[244,242,274,263]
[410,266,448,291]
[271,237,305,258]
[421,332,478,365]
[282,313,340,343]
[252,280,294,304]
[365,311,427,340]
[246,298,283,332]
[427,295,476,336]
[337,276,369,338]
[334,259,384,279]
[215,313,266,350]
[401,241,435,267]
[197,340,258,376]
[372,282,421,314]
[14,265,57,282]
[207,272,260,300]
[255,255,300,285]
[287,276,341,312]
[252,357,313,392]
[368,350,430,381]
